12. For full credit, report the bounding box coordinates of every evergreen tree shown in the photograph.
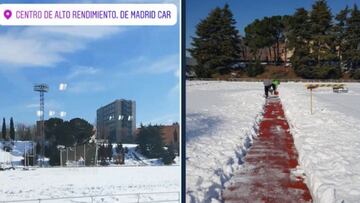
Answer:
[334,6,350,61]
[287,3,341,79]
[268,16,286,64]
[98,144,104,160]
[25,128,32,141]
[10,117,15,140]
[309,0,336,63]
[162,145,176,165]
[189,4,242,77]
[137,124,165,158]
[287,8,312,50]
[287,8,313,78]
[107,142,113,161]
[48,147,60,166]
[2,118,6,140]
[244,19,271,61]
[45,118,64,144]
[55,121,75,147]
[44,117,94,165]
[36,142,41,155]
[69,118,94,145]
[116,142,123,154]
[344,4,360,74]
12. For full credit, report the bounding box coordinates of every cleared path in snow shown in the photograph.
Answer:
[222,96,312,202]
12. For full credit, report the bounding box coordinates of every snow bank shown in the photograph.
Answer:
[280,82,360,203]
[0,141,33,164]
[186,81,264,202]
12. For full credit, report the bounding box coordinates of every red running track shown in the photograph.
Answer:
[222,96,312,203]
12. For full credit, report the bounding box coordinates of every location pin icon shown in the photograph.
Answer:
[4,9,12,20]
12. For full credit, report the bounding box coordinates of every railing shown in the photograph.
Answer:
[0,191,180,203]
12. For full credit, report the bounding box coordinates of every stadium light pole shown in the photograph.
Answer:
[33,83,49,167]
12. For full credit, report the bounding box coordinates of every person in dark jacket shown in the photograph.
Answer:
[263,79,272,98]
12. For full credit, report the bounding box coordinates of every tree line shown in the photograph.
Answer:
[189,0,360,79]
[44,117,94,165]
[136,124,176,165]
[1,117,15,141]
[97,143,128,165]
[1,117,38,142]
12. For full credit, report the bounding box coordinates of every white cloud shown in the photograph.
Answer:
[67,66,101,79]
[175,68,180,78]
[26,103,39,109]
[168,83,180,98]
[143,113,179,126]
[27,27,123,40]
[67,81,105,93]
[0,26,122,69]
[134,53,179,76]
[0,35,65,67]
[25,100,62,110]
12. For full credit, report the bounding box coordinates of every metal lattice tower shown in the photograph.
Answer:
[34,84,49,167]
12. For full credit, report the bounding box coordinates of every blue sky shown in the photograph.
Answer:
[187,0,360,52]
[0,0,180,127]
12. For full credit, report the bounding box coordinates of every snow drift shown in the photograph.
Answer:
[186,81,264,202]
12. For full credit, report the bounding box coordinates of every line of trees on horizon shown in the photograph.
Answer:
[136,124,176,165]
[1,117,16,141]
[44,117,94,165]
[1,117,40,142]
[188,0,360,79]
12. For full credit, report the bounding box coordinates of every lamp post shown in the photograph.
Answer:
[57,145,65,167]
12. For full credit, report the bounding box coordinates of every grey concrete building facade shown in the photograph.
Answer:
[96,99,136,143]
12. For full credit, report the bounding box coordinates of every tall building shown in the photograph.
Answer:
[96,99,136,143]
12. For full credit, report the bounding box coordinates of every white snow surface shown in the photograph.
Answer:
[186,81,360,203]
[0,141,33,164]
[0,166,180,202]
[186,81,264,203]
[1,142,180,202]
[280,82,360,203]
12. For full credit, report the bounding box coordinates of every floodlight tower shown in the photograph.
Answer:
[34,83,49,167]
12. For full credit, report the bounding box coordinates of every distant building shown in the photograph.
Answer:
[160,123,179,147]
[243,43,294,63]
[96,99,136,143]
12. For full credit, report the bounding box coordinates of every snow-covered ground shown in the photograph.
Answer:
[0,166,180,202]
[186,80,360,203]
[0,141,33,166]
[1,142,180,202]
[186,81,264,202]
[124,144,179,166]
[280,82,360,203]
